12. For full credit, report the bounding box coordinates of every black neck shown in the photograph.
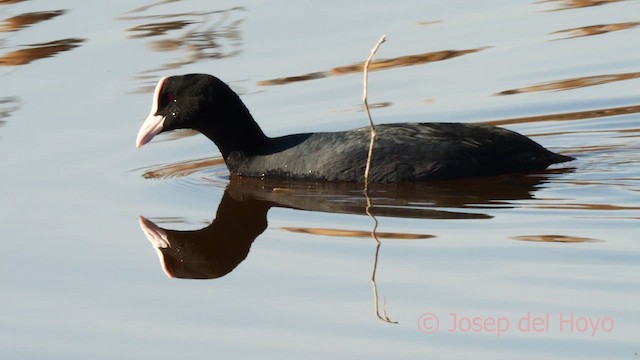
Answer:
[198,90,270,160]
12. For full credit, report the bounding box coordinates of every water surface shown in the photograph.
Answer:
[1,0,639,359]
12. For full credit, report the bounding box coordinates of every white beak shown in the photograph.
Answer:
[136,114,165,148]
[136,77,167,148]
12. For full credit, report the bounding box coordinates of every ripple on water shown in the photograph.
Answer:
[137,156,230,190]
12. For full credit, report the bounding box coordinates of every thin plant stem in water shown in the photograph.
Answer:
[362,35,396,324]
[362,34,386,187]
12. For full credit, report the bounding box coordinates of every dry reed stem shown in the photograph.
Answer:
[362,35,395,324]
[363,35,386,185]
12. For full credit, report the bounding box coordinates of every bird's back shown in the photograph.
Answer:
[227,123,573,183]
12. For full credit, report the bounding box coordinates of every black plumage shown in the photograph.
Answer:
[136,74,574,183]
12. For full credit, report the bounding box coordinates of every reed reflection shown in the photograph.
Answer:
[540,0,625,11]
[551,21,640,40]
[0,0,27,4]
[0,5,84,67]
[0,96,20,128]
[512,235,601,243]
[0,38,84,66]
[0,9,66,32]
[258,47,487,86]
[137,174,555,280]
[497,72,640,95]
[121,3,244,90]
[480,104,640,127]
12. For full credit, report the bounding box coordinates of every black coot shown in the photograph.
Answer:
[136,74,574,183]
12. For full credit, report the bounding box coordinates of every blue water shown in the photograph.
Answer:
[1,0,639,359]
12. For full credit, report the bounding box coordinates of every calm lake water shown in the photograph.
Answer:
[1,0,639,358]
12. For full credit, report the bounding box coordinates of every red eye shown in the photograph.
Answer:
[168,94,175,102]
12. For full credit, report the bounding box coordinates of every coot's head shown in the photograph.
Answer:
[136,74,260,150]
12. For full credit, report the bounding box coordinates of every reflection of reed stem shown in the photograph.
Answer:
[362,35,386,186]
[363,143,395,323]
[367,194,397,324]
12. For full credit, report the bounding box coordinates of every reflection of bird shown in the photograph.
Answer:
[138,192,269,279]
[138,174,556,280]
[136,74,574,182]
